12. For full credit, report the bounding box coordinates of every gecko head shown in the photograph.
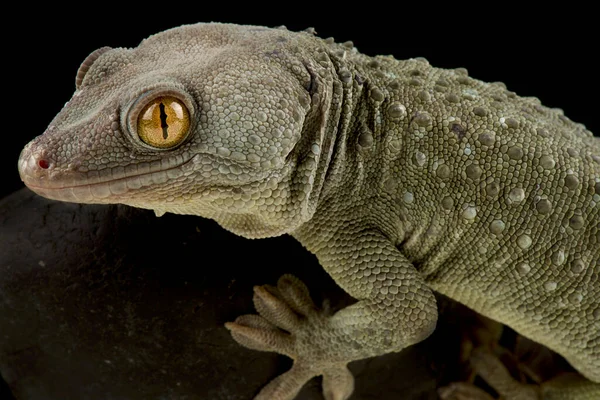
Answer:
[18,23,338,238]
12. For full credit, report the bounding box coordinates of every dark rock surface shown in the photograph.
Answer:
[1,188,466,399]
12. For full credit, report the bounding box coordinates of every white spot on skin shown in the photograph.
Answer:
[38,260,46,267]
[544,281,557,292]
[414,151,427,166]
[490,220,506,235]
[403,191,414,204]
[517,234,532,249]
[508,188,525,203]
[552,250,566,266]
[462,205,477,220]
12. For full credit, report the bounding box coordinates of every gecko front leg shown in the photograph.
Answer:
[226,227,438,400]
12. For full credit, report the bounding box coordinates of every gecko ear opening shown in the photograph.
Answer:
[75,46,112,89]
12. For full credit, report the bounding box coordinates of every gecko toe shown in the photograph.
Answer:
[253,362,353,400]
[253,284,303,332]
[232,314,277,330]
[253,364,314,400]
[225,315,294,355]
[322,365,354,400]
[277,274,318,317]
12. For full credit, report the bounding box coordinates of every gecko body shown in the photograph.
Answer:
[18,23,599,399]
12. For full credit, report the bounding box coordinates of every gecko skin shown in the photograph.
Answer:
[18,23,599,399]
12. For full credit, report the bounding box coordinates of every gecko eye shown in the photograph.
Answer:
[137,96,190,149]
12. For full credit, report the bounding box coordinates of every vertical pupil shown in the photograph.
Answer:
[159,102,169,139]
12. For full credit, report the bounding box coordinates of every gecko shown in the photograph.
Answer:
[17,23,599,399]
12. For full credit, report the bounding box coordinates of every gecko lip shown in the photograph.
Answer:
[18,151,194,204]
[19,149,277,205]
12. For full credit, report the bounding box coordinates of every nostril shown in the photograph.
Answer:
[38,159,50,169]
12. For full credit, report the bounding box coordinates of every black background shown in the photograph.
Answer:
[2,5,598,399]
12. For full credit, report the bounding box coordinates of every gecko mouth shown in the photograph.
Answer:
[18,150,194,204]
[19,147,278,205]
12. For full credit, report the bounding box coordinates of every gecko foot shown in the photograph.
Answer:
[225,274,354,400]
[439,347,540,400]
[469,348,540,400]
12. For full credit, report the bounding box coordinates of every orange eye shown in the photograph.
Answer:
[137,96,190,148]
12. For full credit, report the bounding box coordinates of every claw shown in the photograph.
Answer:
[225,316,294,355]
[253,285,302,332]
[278,274,318,317]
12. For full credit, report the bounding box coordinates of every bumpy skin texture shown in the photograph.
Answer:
[18,23,600,399]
